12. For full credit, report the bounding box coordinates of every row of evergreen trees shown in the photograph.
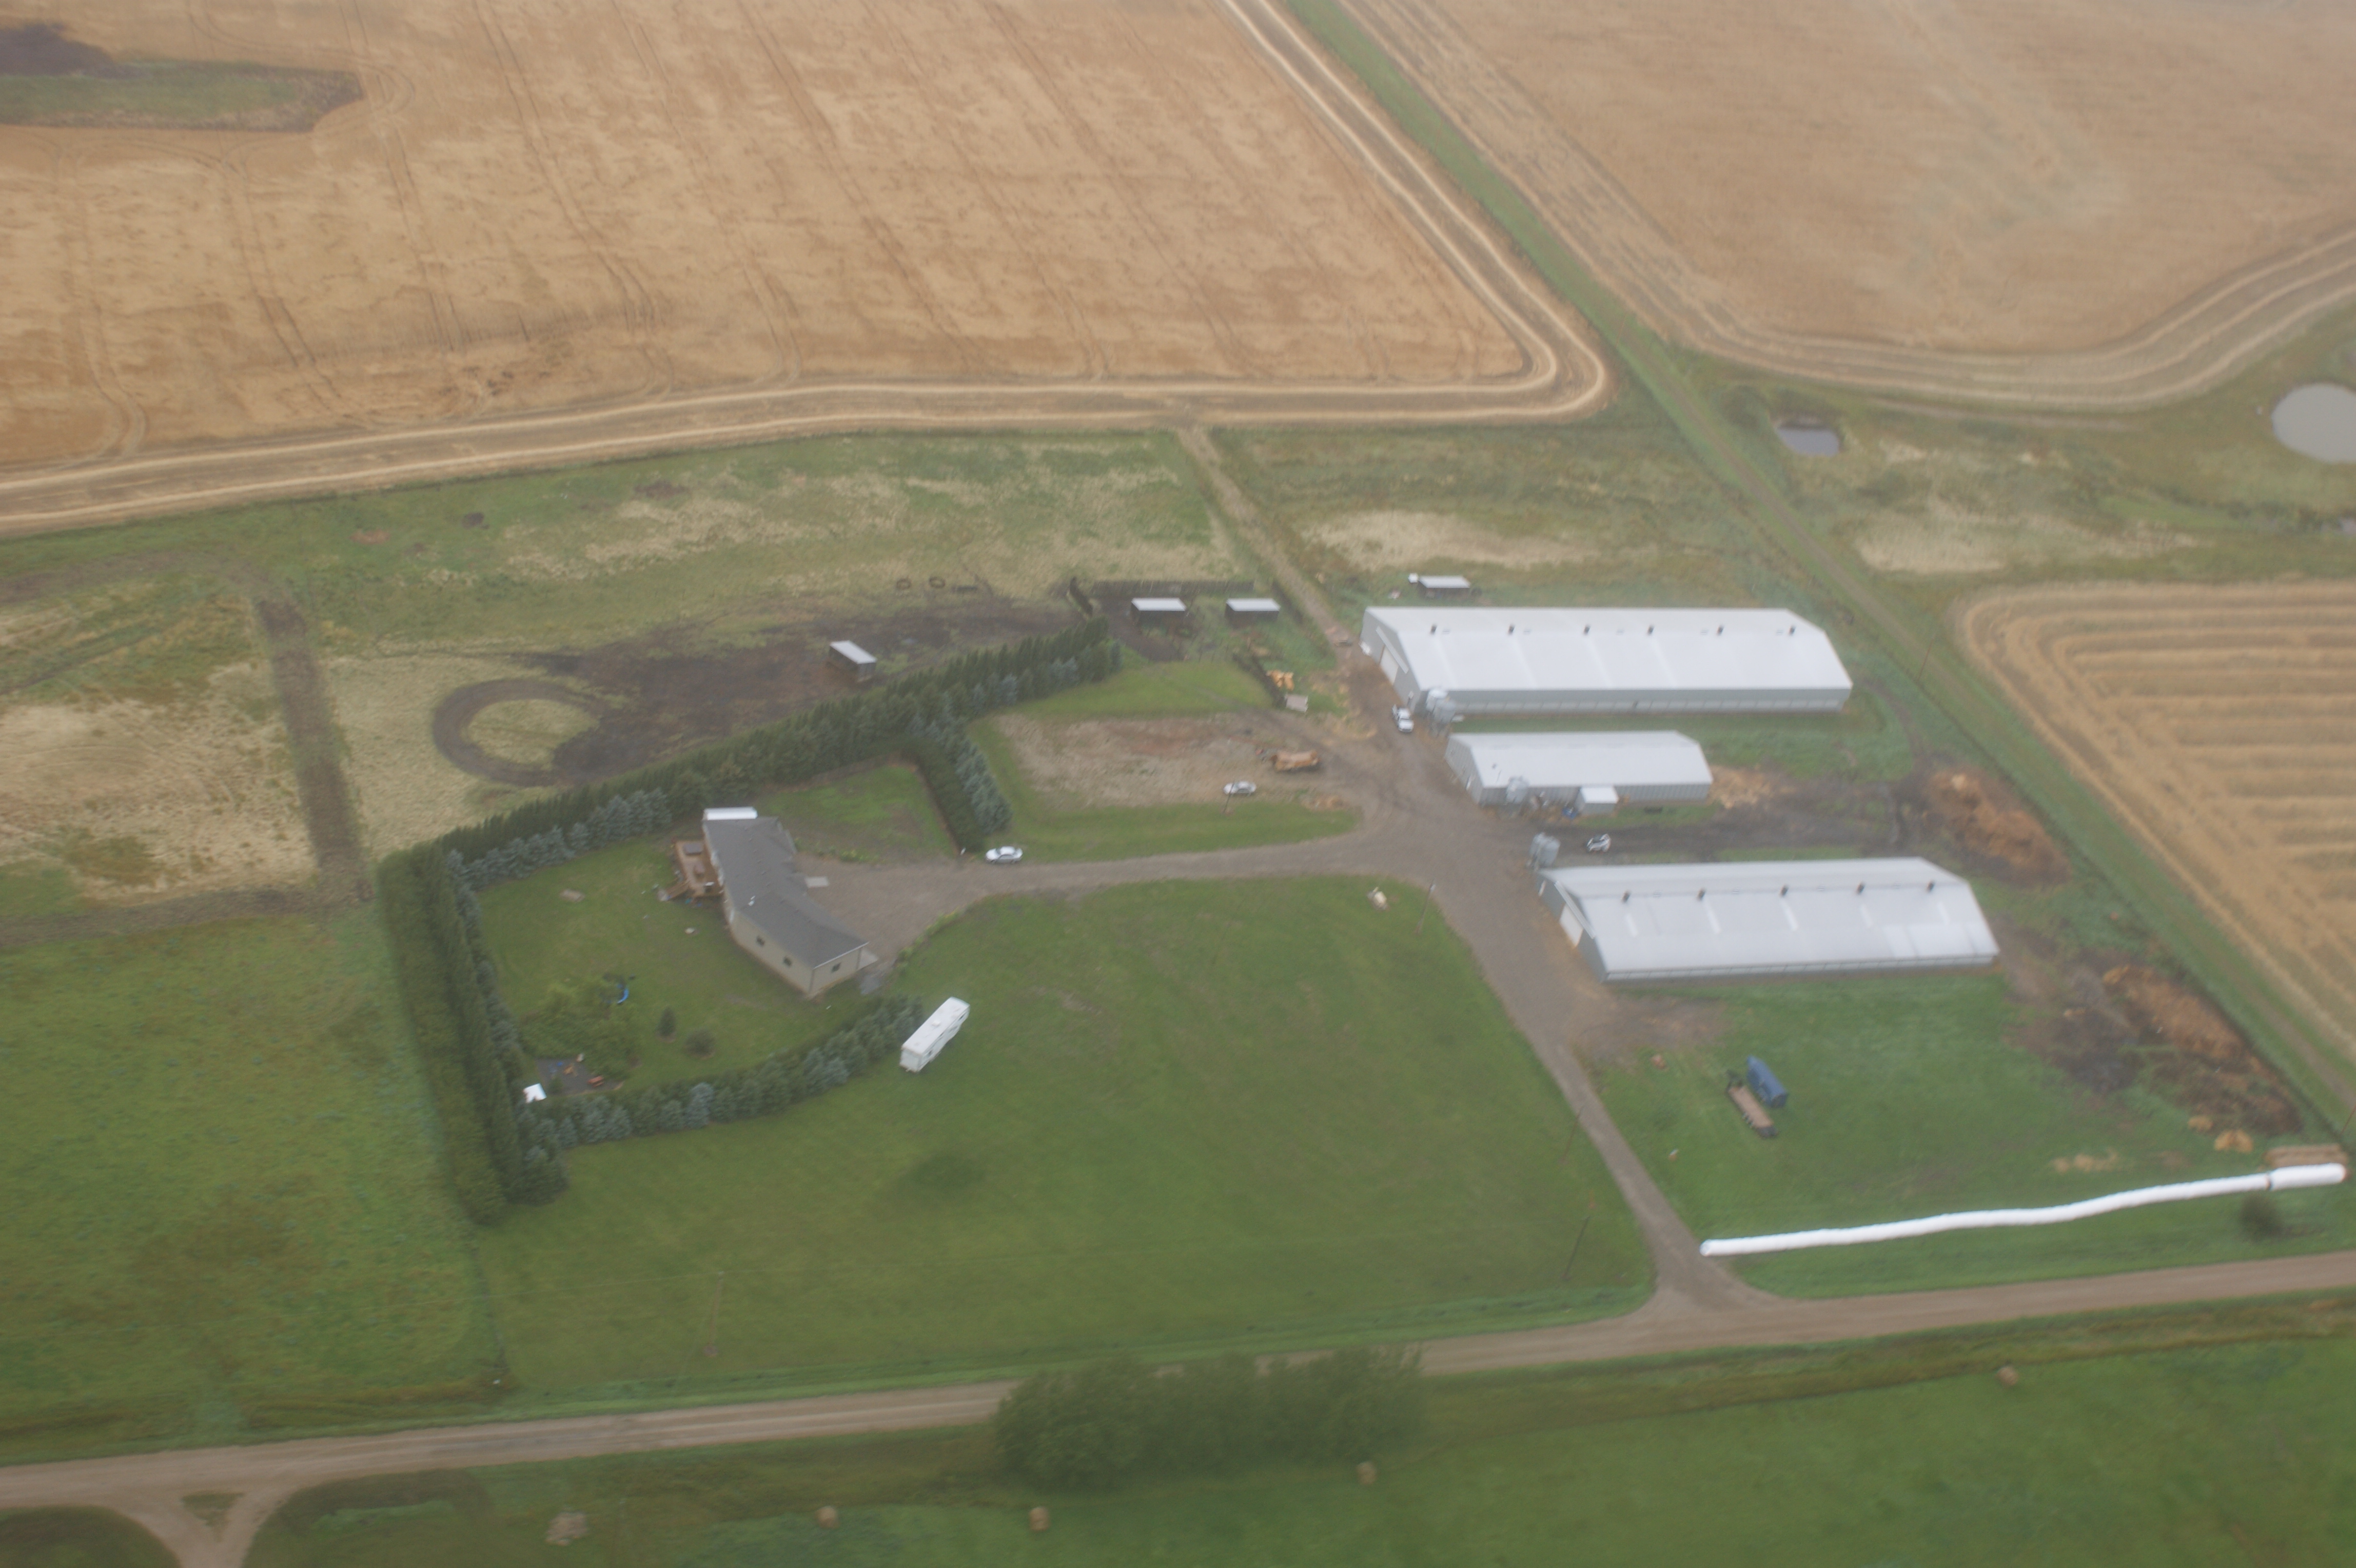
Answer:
[993,1348,1426,1489]
[516,995,928,1155]
[429,621,1115,865]
[906,719,1014,849]
[381,623,1116,1222]
[450,789,672,893]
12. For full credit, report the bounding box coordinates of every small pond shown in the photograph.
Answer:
[1774,419,1841,457]
[2270,383,2356,463]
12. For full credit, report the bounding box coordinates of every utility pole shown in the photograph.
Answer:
[702,1271,726,1358]
[1415,880,1437,934]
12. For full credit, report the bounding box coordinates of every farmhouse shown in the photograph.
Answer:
[1360,607,1852,717]
[695,807,871,996]
[1444,731,1712,812]
[1537,857,1997,983]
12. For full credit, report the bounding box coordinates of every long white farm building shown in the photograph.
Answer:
[1360,607,1852,716]
[1538,858,1997,983]
[1444,731,1712,811]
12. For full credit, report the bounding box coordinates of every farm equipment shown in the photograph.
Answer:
[1726,1076,1778,1138]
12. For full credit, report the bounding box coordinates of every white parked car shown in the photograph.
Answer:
[1392,705,1415,733]
[984,845,1024,864]
[1223,780,1258,797]
[1585,834,1613,854]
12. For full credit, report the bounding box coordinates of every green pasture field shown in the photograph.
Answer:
[0,434,1234,657]
[1594,975,2349,1297]
[0,913,499,1458]
[970,720,1357,862]
[1710,306,2356,614]
[469,879,1645,1407]
[0,1506,175,1568]
[0,62,353,131]
[248,1319,2356,1567]
[756,761,954,863]
[476,840,848,1092]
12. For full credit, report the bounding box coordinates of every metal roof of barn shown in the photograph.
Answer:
[1539,857,1997,982]
[1362,606,1852,712]
[1446,731,1712,793]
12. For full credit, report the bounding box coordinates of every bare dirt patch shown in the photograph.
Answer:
[0,0,1523,470]
[1305,509,1605,574]
[1852,508,2187,577]
[2105,963,2302,1138]
[1909,766,2068,886]
[1965,580,2356,1060]
[1354,0,2356,401]
[0,677,310,905]
[994,711,1330,809]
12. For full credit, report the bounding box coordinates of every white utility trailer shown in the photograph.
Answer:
[899,997,970,1072]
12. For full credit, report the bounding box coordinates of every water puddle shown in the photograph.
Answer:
[1774,420,1841,457]
[2271,383,2356,463]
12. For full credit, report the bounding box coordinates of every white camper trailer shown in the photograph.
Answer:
[899,997,971,1072]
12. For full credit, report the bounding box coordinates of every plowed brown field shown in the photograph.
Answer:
[0,0,1600,514]
[1348,0,2356,406]
[1965,583,2356,1061]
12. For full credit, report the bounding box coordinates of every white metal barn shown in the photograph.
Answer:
[1537,858,1998,982]
[1444,731,1712,811]
[900,997,971,1072]
[1360,606,1852,716]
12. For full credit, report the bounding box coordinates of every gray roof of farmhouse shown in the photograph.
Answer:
[1362,606,1852,710]
[700,813,867,970]
[1539,857,1997,982]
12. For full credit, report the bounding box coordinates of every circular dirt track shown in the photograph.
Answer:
[430,679,603,787]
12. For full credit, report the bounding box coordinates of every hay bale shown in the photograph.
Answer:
[1357,1461,1378,1486]
[545,1512,590,1545]
[1996,1365,2019,1388]
[1030,1506,1051,1533]
[816,1506,839,1530]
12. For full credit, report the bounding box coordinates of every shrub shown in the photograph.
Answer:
[2241,1192,2287,1239]
[682,1027,716,1059]
[658,1007,677,1041]
[994,1346,1424,1488]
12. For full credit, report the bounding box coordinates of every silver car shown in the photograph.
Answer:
[1223,780,1257,797]
[1392,705,1415,733]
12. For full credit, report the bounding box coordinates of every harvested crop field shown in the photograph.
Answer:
[1345,0,2356,403]
[0,0,1534,476]
[1965,582,2356,1060]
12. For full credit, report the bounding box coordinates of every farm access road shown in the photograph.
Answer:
[0,0,1606,540]
[19,614,2356,1567]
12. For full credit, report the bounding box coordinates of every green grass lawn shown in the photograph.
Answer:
[757,761,953,863]
[971,718,1357,863]
[0,913,499,1458]
[470,879,1645,1407]
[249,1329,2356,1566]
[1016,661,1270,720]
[0,1507,176,1568]
[477,839,851,1091]
[1594,976,2351,1296]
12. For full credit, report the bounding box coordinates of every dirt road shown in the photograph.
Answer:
[0,0,1606,539]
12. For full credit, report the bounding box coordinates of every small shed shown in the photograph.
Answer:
[1131,596,1188,628]
[1745,1055,1788,1109]
[1412,574,1472,598]
[1225,597,1282,626]
[900,997,971,1072]
[521,1082,547,1104]
[828,640,878,681]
